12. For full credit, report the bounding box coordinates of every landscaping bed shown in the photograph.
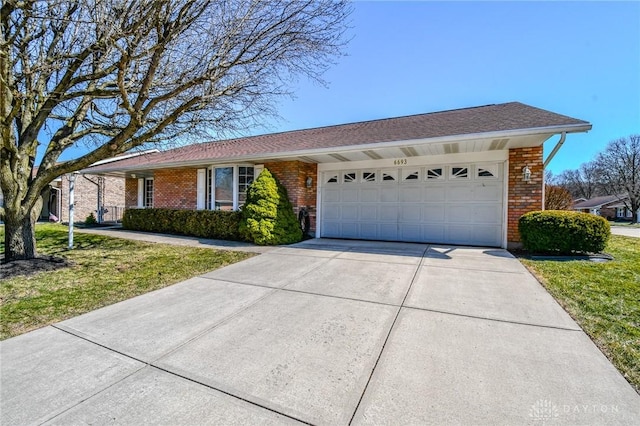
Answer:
[0,223,253,340]
[519,235,640,393]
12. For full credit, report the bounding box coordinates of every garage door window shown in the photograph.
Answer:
[477,164,498,178]
[326,174,338,183]
[382,170,397,181]
[426,167,443,180]
[402,170,420,181]
[343,172,356,183]
[362,171,376,182]
[450,166,469,179]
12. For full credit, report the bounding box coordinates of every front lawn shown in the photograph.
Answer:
[520,235,640,393]
[0,223,253,340]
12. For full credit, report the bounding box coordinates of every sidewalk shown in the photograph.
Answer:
[75,226,274,254]
[610,226,640,238]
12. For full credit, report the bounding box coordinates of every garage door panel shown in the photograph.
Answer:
[342,188,359,200]
[474,225,501,246]
[474,183,502,201]
[360,223,378,238]
[380,187,398,202]
[323,205,340,220]
[423,225,445,242]
[399,225,422,242]
[340,223,359,238]
[399,204,422,222]
[422,205,445,222]
[360,188,379,202]
[447,185,474,201]
[447,225,475,244]
[323,188,341,202]
[424,186,446,201]
[473,205,502,224]
[341,205,359,221]
[446,205,473,223]
[380,205,398,221]
[399,186,422,202]
[360,206,378,221]
[378,224,398,241]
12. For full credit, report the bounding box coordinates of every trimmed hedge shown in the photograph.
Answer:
[239,169,303,245]
[518,210,610,254]
[122,208,242,241]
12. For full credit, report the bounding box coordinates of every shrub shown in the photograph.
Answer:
[85,212,98,225]
[518,210,610,254]
[239,169,303,245]
[122,208,242,240]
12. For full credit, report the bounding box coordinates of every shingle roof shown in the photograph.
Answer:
[86,102,590,172]
[573,195,628,209]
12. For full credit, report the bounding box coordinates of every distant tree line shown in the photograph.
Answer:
[545,134,639,222]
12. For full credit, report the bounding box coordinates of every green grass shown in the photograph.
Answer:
[0,223,253,340]
[520,235,640,393]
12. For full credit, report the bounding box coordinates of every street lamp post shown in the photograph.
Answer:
[68,172,79,249]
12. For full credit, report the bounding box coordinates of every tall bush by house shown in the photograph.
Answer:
[240,169,303,245]
[518,210,610,254]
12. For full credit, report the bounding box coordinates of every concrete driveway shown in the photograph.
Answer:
[2,239,639,425]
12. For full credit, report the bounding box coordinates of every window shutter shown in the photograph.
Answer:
[196,169,206,210]
[137,178,144,208]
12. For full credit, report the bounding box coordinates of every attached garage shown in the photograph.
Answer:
[320,162,505,247]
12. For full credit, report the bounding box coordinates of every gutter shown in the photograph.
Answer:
[543,132,567,168]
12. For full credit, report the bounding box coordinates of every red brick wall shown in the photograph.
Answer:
[153,168,197,209]
[507,146,544,247]
[264,161,318,231]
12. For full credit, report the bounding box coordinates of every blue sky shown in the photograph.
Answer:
[264,1,640,175]
[55,1,639,175]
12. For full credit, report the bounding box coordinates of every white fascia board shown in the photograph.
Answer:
[317,150,508,172]
[91,123,590,173]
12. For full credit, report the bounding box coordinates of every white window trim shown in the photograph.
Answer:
[196,169,206,210]
[209,164,255,211]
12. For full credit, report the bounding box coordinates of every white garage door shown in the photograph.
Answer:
[320,163,504,247]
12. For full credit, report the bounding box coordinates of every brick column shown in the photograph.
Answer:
[507,146,544,247]
[264,161,318,231]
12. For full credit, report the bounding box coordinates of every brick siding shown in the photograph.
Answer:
[507,146,544,247]
[59,174,125,223]
[153,168,197,209]
[264,161,318,231]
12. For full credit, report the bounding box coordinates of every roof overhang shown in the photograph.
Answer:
[87,122,592,178]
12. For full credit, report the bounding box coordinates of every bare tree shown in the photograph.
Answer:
[596,135,640,223]
[558,161,602,200]
[544,185,573,210]
[1,0,351,260]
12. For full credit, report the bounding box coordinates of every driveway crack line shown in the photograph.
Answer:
[50,325,313,425]
[347,244,430,425]
[401,305,583,332]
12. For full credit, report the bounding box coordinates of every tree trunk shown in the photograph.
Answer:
[2,196,42,261]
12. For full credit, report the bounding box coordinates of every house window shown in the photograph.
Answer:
[144,178,153,208]
[214,167,234,210]
[238,166,254,205]
[205,165,255,211]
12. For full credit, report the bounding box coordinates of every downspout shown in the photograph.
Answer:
[82,174,102,223]
[544,132,567,168]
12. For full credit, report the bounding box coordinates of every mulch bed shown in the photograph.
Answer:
[0,255,72,280]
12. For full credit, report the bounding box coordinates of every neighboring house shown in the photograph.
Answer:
[0,152,156,224]
[573,195,635,220]
[85,102,592,248]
